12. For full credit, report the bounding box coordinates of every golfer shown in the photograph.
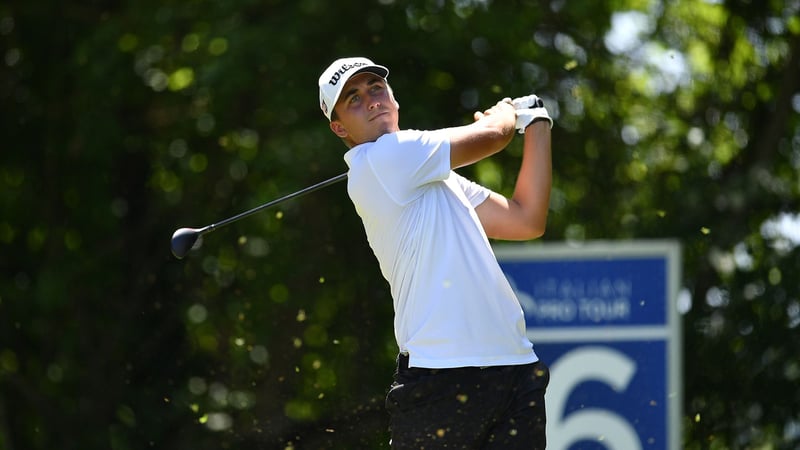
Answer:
[318,57,552,449]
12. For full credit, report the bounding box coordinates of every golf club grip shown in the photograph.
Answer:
[206,172,348,232]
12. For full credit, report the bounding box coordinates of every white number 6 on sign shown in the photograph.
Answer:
[547,346,642,450]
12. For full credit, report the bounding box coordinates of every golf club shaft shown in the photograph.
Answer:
[199,172,347,235]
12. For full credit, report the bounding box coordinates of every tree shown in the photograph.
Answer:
[1,0,798,448]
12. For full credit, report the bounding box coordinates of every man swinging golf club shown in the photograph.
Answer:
[319,57,552,449]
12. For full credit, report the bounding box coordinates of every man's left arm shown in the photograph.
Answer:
[475,96,552,240]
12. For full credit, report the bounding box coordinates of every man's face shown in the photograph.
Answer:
[329,73,400,147]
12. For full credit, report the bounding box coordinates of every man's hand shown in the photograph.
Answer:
[509,95,542,110]
[505,95,553,133]
[448,100,516,169]
[473,99,516,123]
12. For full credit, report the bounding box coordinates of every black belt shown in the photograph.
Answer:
[397,352,416,371]
[397,353,497,373]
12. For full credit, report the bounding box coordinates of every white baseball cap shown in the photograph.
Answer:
[318,57,389,121]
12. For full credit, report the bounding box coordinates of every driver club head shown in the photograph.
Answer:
[171,228,201,259]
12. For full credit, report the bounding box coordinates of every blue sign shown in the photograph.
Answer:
[501,257,667,328]
[495,241,682,450]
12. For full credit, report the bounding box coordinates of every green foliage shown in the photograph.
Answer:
[1,0,799,448]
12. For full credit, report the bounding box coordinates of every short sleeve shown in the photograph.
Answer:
[361,130,452,205]
[453,172,491,207]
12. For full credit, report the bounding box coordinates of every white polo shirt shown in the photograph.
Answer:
[344,129,537,369]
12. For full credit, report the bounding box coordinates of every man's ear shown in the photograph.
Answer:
[330,120,348,138]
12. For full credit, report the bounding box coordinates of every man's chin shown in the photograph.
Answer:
[370,120,398,137]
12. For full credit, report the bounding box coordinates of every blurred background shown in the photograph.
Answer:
[1,0,799,448]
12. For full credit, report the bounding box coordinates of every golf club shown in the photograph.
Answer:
[171,172,347,259]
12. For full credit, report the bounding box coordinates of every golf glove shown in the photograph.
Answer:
[506,95,553,132]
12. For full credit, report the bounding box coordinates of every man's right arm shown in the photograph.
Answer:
[445,100,516,169]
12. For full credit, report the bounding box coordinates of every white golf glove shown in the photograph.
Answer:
[505,94,553,133]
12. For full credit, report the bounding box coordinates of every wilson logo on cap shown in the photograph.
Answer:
[328,62,370,86]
